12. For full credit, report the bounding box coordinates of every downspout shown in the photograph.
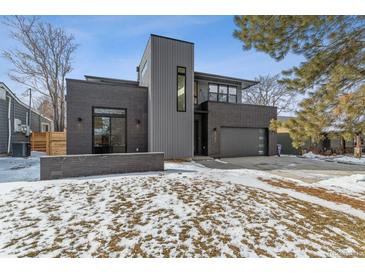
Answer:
[7,95,12,154]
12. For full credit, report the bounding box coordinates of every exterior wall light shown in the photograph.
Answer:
[78,117,82,122]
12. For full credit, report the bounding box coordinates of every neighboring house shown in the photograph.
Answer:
[0,82,53,155]
[277,116,363,155]
[66,34,277,159]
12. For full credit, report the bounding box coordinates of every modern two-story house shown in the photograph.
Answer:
[66,34,277,159]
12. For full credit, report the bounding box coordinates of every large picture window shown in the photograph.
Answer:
[209,83,238,103]
[92,107,126,154]
[177,66,186,112]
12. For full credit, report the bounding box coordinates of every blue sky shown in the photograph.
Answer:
[0,16,303,101]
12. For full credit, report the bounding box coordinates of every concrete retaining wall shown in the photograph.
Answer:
[40,152,164,180]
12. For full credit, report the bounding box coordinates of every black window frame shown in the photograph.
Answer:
[208,83,238,103]
[92,106,127,154]
[177,66,187,112]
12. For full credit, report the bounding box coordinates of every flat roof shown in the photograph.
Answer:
[150,34,194,45]
[194,71,258,88]
[84,75,140,86]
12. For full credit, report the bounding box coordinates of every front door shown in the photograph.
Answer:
[92,107,126,154]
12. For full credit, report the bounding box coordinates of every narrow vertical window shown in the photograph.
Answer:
[194,81,199,104]
[177,67,186,112]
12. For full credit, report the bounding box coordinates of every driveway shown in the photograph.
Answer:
[195,156,365,183]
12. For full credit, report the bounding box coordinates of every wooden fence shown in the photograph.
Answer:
[31,131,66,156]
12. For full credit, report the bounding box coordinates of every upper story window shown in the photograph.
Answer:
[218,85,228,102]
[194,81,199,104]
[228,86,237,103]
[177,66,186,112]
[209,83,238,103]
[208,84,218,101]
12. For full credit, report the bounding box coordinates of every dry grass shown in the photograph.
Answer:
[0,175,364,257]
[259,177,365,211]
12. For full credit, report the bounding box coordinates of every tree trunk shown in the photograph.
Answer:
[354,133,362,158]
[341,137,346,154]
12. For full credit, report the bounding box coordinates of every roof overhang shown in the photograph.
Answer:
[194,71,258,89]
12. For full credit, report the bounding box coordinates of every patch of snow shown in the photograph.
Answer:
[302,152,365,166]
[214,159,228,164]
[311,174,365,199]
[0,152,44,183]
[0,160,364,257]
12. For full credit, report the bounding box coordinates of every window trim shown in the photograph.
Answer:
[177,66,187,112]
[208,83,238,103]
[92,106,127,154]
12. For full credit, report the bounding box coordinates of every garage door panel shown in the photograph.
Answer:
[220,127,267,157]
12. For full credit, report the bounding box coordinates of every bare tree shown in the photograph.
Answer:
[242,74,297,114]
[33,95,54,120]
[2,16,77,131]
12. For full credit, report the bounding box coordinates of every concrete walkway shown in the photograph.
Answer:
[195,155,365,183]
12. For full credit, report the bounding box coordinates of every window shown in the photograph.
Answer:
[228,86,237,103]
[92,107,126,154]
[208,84,218,101]
[177,67,186,112]
[93,108,126,115]
[194,81,199,104]
[209,83,238,103]
[218,85,228,102]
[41,123,49,132]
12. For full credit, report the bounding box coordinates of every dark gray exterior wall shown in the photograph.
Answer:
[148,35,194,159]
[203,101,277,157]
[40,152,164,180]
[66,79,148,155]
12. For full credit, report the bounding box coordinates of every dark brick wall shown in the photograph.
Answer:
[204,101,277,157]
[40,152,164,180]
[66,79,148,155]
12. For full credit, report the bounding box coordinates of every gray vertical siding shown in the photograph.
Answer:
[138,38,153,151]
[0,96,8,153]
[149,35,194,159]
[0,84,52,154]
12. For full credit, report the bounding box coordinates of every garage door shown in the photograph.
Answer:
[220,127,267,157]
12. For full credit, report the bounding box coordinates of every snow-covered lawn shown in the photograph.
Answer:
[0,152,43,183]
[302,152,365,166]
[0,161,364,258]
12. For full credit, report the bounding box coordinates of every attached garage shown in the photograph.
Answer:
[220,127,268,157]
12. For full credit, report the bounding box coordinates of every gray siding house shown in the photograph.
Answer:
[67,34,277,159]
[0,82,52,155]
